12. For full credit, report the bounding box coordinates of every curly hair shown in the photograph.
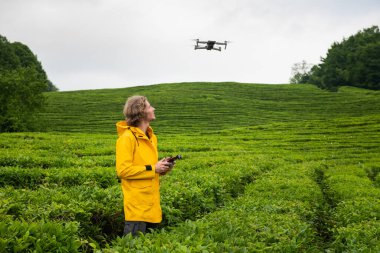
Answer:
[123,95,148,126]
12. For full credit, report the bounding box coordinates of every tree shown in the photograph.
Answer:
[0,68,47,132]
[0,34,58,91]
[289,60,313,84]
[0,34,54,131]
[0,35,20,71]
[309,26,380,90]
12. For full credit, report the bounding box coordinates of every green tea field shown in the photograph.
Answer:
[1,82,380,252]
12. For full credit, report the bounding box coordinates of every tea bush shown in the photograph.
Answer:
[0,220,82,253]
[324,165,380,251]
[1,83,379,251]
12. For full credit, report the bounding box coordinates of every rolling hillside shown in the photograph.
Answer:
[38,82,380,134]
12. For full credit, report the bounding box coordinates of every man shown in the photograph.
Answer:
[116,95,173,236]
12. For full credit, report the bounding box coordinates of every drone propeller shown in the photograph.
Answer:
[224,40,233,49]
[190,39,200,47]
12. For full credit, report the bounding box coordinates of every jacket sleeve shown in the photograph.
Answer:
[116,134,156,180]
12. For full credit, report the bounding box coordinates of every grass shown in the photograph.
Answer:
[1,82,380,252]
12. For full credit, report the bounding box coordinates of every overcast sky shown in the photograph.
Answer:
[1,0,379,91]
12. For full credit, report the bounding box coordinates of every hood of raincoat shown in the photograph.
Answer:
[116,120,154,139]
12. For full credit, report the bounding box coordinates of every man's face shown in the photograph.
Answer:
[144,101,156,122]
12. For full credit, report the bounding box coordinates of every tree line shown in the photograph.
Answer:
[0,35,57,132]
[290,26,380,91]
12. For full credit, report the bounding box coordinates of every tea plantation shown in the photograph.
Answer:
[1,82,379,252]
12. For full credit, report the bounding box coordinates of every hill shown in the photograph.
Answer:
[38,82,380,134]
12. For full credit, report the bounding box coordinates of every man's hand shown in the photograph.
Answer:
[155,158,172,175]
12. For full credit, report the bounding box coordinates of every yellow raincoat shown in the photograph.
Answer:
[116,121,162,223]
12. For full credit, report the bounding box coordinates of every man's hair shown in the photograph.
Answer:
[123,95,148,126]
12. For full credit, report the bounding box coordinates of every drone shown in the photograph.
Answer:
[194,39,228,51]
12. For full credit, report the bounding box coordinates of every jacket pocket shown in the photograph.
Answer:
[127,179,154,206]
[130,179,152,188]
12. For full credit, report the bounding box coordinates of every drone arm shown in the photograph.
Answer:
[215,41,228,49]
